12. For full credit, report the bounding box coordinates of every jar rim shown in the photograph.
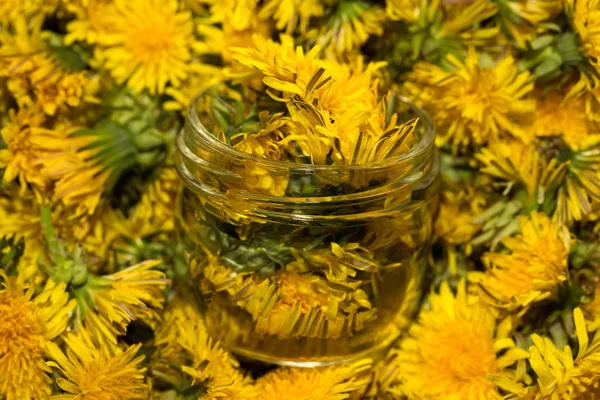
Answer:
[186,89,435,172]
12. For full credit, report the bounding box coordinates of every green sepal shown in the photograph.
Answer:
[570,241,600,271]
[530,35,556,51]
[40,205,65,264]
[38,205,89,285]
[71,284,96,320]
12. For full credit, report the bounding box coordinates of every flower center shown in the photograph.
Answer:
[459,70,499,122]
[76,359,142,400]
[0,289,43,357]
[421,321,498,390]
[277,272,329,312]
[126,14,179,62]
[0,286,50,399]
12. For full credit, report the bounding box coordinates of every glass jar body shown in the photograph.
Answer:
[175,95,438,366]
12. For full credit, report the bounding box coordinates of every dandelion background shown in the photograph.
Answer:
[3,0,600,399]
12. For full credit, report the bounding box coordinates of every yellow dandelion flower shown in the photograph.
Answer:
[0,189,42,275]
[259,0,324,34]
[476,138,565,200]
[96,0,195,94]
[230,34,321,92]
[251,270,348,338]
[434,187,487,246]
[364,276,428,399]
[0,272,76,400]
[0,21,44,109]
[194,23,252,65]
[33,127,111,218]
[120,166,181,237]
[478,138,600,225]
[567,0,600,77]
[151,292,205,388]
[534,88,600,151]
[393,279,528,399]
[583,282,600,331]
[73,260,169,347]
[471,212,569,310]
[164,64,223,112]
[0,108,54,193]
[65,0,118,45]
[207,0,258,31]
[193,0,271,65]
[584,87,600,122]
[230,35,415,173]
[507,308,600,399]
[54,203,122,264]
[231,34,385,115]
[230,112,291,196]
[0,17,99,115]
[29,59,98,116]
[152,293,253,399]
[238,162,290,197]
[434,187,488,275]
[315,1,385,55]
[405,49,535,152]
[179,318,257,400]
[442,0,499,45]
[232,113,289,159]
[202,250,377,340]
[499,0,562,47]
[386,0,422,22]
[46,330,147,400]
[556,146,600,224]
[255,359,372,400]
[0,17,44,79]
[0,0,58,26]
[388,0,498,47]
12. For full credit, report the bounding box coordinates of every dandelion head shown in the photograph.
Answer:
[98,0,195,94]
[534,89,600,151]
[473,212,569,309]
[256,359,372,400]
[259,0,324,34]
[434,188,487,246]
[0,108,50,191]
[393,280,527,399]
[46,331,147,400]
[0,275,75,400]
[406,49,535,152]
[568,0,600,77]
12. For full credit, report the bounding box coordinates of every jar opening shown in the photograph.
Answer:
[176,87,438,220]
[186,88,435,173]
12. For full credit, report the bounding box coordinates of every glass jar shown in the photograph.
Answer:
[174,92,438,366]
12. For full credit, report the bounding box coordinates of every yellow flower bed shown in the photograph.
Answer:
[2,0,600,399]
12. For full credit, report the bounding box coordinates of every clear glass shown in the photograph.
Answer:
[174,92,439,366]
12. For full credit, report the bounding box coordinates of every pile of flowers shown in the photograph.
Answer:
[2,0,600,399]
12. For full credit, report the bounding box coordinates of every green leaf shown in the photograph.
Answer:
[135,150,165,168]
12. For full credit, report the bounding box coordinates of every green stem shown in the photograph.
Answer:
[40,205,67,266]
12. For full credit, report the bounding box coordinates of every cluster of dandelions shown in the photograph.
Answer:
[3,0,600,399]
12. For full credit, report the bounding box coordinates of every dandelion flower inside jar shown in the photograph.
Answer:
[174,35,438,365]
